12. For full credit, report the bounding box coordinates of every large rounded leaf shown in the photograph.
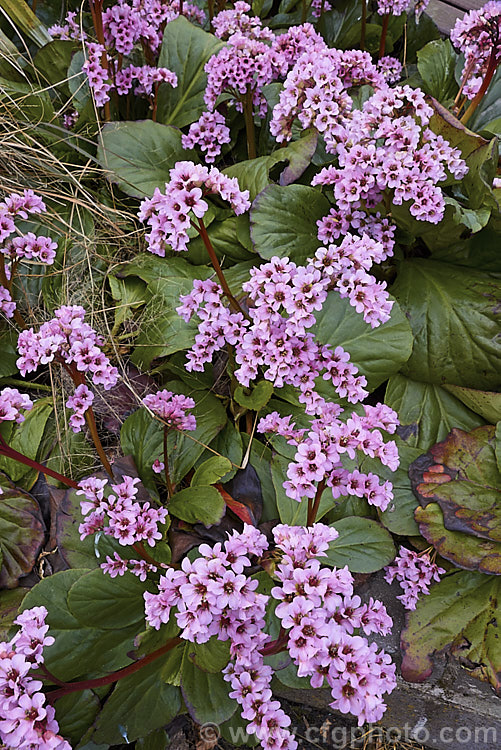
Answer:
[97,120,197,198]
[325,517,395,573]
[391,259,501,390]
[386,374,485,450]
[313,291,413,392]
[21,570,141,681]
[250,184,331,264]
[156,17,223,128]
[0,482,45,588]
[401,570,501,691]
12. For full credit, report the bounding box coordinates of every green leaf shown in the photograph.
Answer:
[0,0,51,46]
[187,637,230,673]
[0,398,53,485]
[33,40,74,91]
[392,259,501,390]
[97,120,197,198]
[415,503,501,574]
[325,517,395,573]
[417,39,458,102]
[468,67,501,133]
[129,263,212,368]
[108,276,147,330]
[401,571,501,691]
[386,374,486,449]
[0,330,20,378]
[191,456,232,487]
[92,659,181,745]
[411,425,501,547]
[234,380,274,411]
[168,485,225,526]
[21,570,142,681]
[442,385,501,424]
[136,729,169,750]
[187,216,254,265]
[0,588,29,639]
[67,569,152,629]
[496,421,501,473]
[180,651,236,725]
[250,184,331,264]
[317,0,362,47]
[224,130,318,201]
[0,481,45,588]
[55,691,101,747]
[314,292,413,393]
[156,17,224,128]
[121,382,226,490]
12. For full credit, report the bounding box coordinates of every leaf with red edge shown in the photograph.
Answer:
[0,480,45,588]
[401,570,501,692]
[215,485,256,526]
[410,426,501,543]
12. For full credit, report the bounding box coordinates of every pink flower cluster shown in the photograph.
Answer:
[258,403,398,507]
[102,0,205,55]
[377,55,403,83]
[451,1,501,98]
[0,190,55,319]
[377,0,430,18]
[82,44,177,107]
[142,389,197,431]
[101,551,159,581]
[270,524,396,725]
[311,86,468,224]
[181,111,231,163]
[66,383,94,433]
[48,10,84,41]
[178,254,377,414]
[78,475,168,553]
[212,1,274,41]
[204,32,279,118]
[0,388,33,424]
[270,47,384,151]
[138,161,250,255]
[384,546,445,610]
[144,523,396,746]
[309,234,394,327]
[17,305,118,390]
[0,606,70,749]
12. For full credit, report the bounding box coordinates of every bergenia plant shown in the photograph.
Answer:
[0,0,499,747]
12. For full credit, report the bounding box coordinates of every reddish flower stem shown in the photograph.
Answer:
[360,0,367,51]
[88,0,111,121]
[67,367,113,477]
[243,87,257,160]
[461,48,499,125]
[163,426,174,499]
[378,13,389,59]
[0,435,78,488]
[46,636,182,701]
[307,479,326,526]
[132,541,160,566]
[193,219,248,317]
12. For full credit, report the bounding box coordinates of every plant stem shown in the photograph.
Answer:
[301,0,308,23]
[0,435,78,488]
[260,627,288,656]
[307,479,326,526]
[194,219,248,317]
[378,13,389,59]
[47,637,182,701]
[208,0,215,31]
[360,0,367,51]
[132,541,159,566]
[69,368,113,477]
[163,426,174,499]
[243,87,257,160]
[461,48,498,125]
